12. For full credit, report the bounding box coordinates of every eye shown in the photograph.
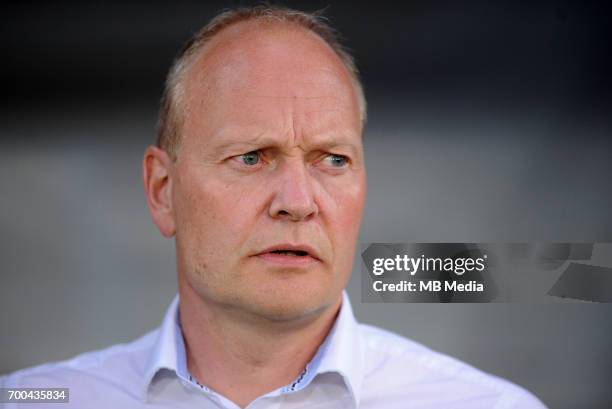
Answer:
[238,151,260,166]
[323,154,349,168]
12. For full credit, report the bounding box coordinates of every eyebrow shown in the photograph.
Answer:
[307,138,361,157]
[208,132,274,156]
[209,129,361,157]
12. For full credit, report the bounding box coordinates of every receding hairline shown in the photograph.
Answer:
[157,7,367,160]
[183,19,353,81]
[180,19,362,114]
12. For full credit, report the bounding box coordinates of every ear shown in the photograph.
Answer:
[143,146,176,237]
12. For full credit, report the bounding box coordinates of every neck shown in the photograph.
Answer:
[178,281,342,409]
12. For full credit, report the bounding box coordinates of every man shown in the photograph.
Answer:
[1,6,547,409]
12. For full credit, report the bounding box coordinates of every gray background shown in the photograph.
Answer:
[1,1,611,408]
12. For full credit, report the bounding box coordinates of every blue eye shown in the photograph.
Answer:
[327,154,348,167]
[240,151,260,166]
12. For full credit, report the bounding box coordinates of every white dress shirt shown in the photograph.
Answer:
[1,293,547,408]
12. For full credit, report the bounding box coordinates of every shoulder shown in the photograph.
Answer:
[0,329,158,394]
[357,323,548,409]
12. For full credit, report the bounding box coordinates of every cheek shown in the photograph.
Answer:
[322,175,366,256]
[174,172,260,253]
[333,199,363,249]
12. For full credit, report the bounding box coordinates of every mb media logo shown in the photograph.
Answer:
[361,243,612,303]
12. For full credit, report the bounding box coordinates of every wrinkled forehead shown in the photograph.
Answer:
[180,21,362,138]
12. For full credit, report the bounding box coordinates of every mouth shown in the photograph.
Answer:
[254,244,322,267]
[268,249,310,257]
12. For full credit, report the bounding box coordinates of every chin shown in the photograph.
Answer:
[244,287,340,323]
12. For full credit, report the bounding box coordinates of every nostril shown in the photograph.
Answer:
[269,182,319,221]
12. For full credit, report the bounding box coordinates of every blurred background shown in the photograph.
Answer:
[1,0,611,407]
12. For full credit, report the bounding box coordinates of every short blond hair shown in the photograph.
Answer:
[156,5,367,159]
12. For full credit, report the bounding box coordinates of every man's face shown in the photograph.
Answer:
[169,22,365,321]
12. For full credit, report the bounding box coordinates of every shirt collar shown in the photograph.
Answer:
[140,294,180,401]
[313,291,364,407]
[140,291,364,407]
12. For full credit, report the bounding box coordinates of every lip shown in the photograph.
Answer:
[253,243,322,266]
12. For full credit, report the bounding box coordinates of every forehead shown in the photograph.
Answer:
[180,20,362,145]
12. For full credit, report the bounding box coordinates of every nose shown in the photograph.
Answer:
[269,160,318,222]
